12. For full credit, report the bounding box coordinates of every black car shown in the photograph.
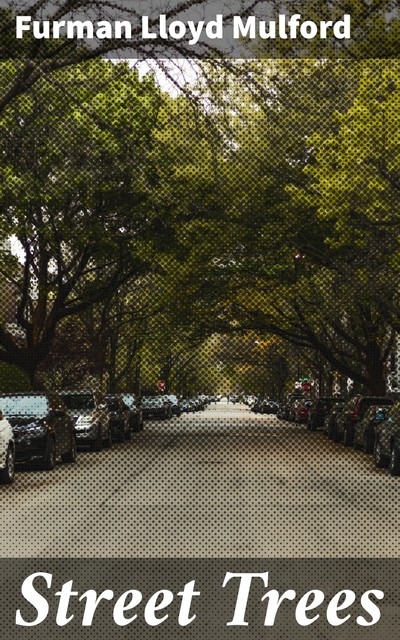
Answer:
[178,399,196,413]
[325,401,346,440]
[104,395,132,441]
[141,396,172,420]
[353,405,390,454]
[307,397,344,431]
[0,393,76,470]
[374,403,400,475]
[165,395,182,417]
[121,394,144,431]
[60,391,112,451]
[257,400,279,415]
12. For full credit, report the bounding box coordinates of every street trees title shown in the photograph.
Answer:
[16,571,382,628]
[16,14,351,45]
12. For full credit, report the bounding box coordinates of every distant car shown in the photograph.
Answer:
[141,397,172,420]
[104,395,132,441]
[229,394,240,404]
[60,391,113,451]
[325,401,346,440]
[164,395,182,417]
[307,397,344,431]
[293,399,313,423]
[335,395,394,446]
[0,393,76,470]
[179,399,196,413]
[253,400,279,415]
[0,410,15,484]
[121,394,144,431]
[374,403,400,475]
[280,393,305,421]
[353,405,389,454]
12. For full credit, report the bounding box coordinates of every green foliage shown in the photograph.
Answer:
[0,362,31,392]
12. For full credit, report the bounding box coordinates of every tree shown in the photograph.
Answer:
[0,58,164,384]
[185,60,398,395]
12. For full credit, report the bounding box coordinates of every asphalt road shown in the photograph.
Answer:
[2,402,400,557]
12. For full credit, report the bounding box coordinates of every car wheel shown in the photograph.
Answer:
[374,439,386,468]
[42,437,56,470]
[117,423,125,442]
[62,434,77,463]
[0,445,15,484]
[333,424,341,443]
[90,425,103,452]
[363,433,374,455]
[103,426,112,448]
[389,445,400,477]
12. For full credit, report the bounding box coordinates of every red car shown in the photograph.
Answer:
[292,400,313,423]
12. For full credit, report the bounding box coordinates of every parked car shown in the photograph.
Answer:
[325,401,346,440]
[353,405,390,453]
[374,403,400,475]
[293,399,313,423]
[280,393,305,421]
[335,395,394,446]
[0,409,15,484]
[121,394,144,431]
[190,397,205,412]
[141,396,172,420]
[288,398,305,422]
[60,391,112,450]
[165,395,182,417]
[307,397,344,431]
[104,395,132,441]
[0,393,76,470]
[252,399,278,415]
[179,399,196,413]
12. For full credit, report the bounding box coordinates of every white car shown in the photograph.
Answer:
[0,412,15,484]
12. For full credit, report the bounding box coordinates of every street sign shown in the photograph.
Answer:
[157,380,166,390]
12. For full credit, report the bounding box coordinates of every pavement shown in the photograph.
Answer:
[1,402,400,557]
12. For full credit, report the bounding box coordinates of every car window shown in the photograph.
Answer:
[0,395,49,416]
[61,394,95,411]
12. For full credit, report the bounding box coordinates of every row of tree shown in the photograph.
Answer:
[0,5,399,396]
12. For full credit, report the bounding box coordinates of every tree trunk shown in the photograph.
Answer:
[365,341,387,396]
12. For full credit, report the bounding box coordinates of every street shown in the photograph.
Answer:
[1,402,399,558]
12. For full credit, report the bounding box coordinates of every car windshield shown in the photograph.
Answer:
[0,395,49,416]
[61,394,95,411]
[142,397,162,407]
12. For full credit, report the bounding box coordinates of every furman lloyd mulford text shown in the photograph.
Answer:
[16,14,351,44]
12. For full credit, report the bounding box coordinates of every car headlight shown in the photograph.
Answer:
[76,416,94,426]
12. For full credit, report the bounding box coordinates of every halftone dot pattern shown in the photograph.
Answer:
[0,23,399,596]
[2,405,400,557]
